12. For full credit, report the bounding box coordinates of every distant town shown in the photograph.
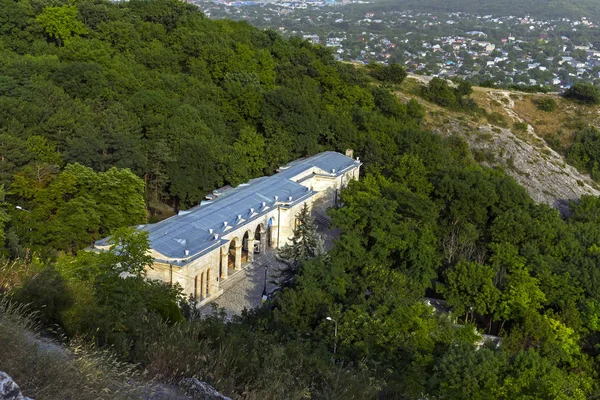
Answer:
[193,0,600,89]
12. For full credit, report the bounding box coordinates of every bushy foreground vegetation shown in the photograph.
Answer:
[0,299,152,400]
[1,0,600,399]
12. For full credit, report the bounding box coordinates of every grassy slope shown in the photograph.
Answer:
[394,76,600,205]
[398,75,600,154]
[471,88,600,153]
[0,301,189,400]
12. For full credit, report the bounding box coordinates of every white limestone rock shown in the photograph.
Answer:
[180,378,231,400]
[0,371,32,400]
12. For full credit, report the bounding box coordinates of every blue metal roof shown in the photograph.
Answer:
[95,151,359,263]
[277,151,359,179]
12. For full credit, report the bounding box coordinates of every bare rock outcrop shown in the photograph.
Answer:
[402,77,600,210]
[468,124,600,208]
[0,371,32,400]
[180,378,231,400]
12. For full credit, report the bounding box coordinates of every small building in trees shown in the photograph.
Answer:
[93,151,361,306]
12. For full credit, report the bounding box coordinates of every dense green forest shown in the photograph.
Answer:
[2,0,600,399]
[359,0,600,20]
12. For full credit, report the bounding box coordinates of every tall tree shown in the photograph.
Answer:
[278,203,325,284]
[36,5,87,46]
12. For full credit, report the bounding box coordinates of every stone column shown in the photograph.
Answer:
[220,246,228,280]
[247,237,255,262]
[234,243,242,270]
[260,228,267,253]
[270,225,278,249]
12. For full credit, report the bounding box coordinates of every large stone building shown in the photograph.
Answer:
[94,151,361,306]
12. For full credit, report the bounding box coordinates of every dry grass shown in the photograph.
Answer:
[471,89,507,117]
[398,77,423,96]
[0,299,182,400]
[513,94,600,148]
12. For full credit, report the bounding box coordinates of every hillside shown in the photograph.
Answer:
[3,1,600,399]
[358,0,600,20]
[397,74,600,208]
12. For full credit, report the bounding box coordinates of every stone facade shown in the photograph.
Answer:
[95,151,360,307]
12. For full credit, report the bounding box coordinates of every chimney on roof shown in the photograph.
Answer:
[223,221,228,227]
[262,202,266,207]
[250,208,254,214]
[214,233,219,240]
[332,169,336,174]
[185,249,190,256]
[237,214,242,220]
[209,228,213,234]
[288,196,293,201]
[274,195,278,202]
[345,149,354,158]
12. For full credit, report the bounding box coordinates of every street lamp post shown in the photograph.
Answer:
[15,205,32,258]
[326,316,338,354]
[261,265,268,303]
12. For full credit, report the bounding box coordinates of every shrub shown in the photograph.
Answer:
[422,77,456,108]
[567,126,600,180]
[421,78,478,112]
[513,121,529,132]
[11,266,73,328]
[535,97,557,112]
[406,98,425,119]
[544,132,563,152]
[564,83,600,104]
[487,111,508,127]
[0,299,148,400]
[367,63,407,84]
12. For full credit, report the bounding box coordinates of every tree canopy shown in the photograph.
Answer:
[1,0,600,399]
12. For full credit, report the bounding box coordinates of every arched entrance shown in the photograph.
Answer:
[228,237,242,272]
[242,231,250,264]
[255,223,266,254]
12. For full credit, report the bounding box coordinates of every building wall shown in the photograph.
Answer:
[147,163,361,304]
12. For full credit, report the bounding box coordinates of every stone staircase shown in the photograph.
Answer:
[313,211,331,227]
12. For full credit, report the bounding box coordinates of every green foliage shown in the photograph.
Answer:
[10,163,146,253]
[564,83,600,104]
[0,0,429,216]
[438,261,500,320]
[567,126,600,180]
[535,97,557,112]
[513,121,529,132]
[421,77,478,112]
[428,344,506,399]
[36,6,87,46]
[487,111,509,127]
[277,203,325,284]
[108,228,154,277]
[367,62,408,84]
[12,264,73,327]
[456,79,473,97]
[1,0,600,398]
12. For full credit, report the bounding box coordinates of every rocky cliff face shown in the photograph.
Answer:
[432,117,600,209]
[400,79,600,210]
